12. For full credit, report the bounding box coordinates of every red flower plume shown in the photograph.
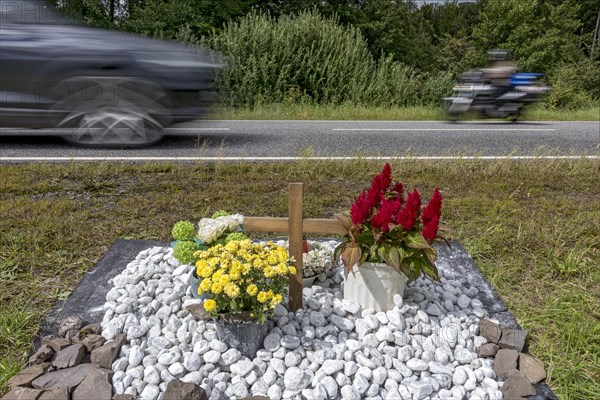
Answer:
[421,188,442,240]
[370,163,392,194]
[396,189,421,230]
[350,191,371,225]
[371,198,402,232]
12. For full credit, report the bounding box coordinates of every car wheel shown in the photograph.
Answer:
[53,76,171,147]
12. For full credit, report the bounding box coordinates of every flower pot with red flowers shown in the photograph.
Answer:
[335,163,447,312]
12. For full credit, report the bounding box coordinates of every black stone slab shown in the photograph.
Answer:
[31,239,556,399]
[31,239,164,354]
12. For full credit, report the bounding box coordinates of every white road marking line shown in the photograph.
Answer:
[332,128,557,131]
[1,156,597,162]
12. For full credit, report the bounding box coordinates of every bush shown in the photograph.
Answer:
[206,10,422,108]
[546,61,600,109]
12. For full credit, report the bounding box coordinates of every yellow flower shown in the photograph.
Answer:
[211,282,223,294]
[204,299,217,312]
[289,266,297,275]
[199,277,212,293]
[246,284,258,296]
[271,294,283,308]
[225,241,239,252]
[224,282,240,298]
[257,291,269,303]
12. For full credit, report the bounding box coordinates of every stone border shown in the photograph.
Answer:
[30,239,557,399]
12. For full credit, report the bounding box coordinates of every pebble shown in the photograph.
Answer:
[101,244,507,400]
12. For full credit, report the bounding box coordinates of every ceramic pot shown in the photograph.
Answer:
[344,262,408,312]
[302,275,317,288]
[214,313,273,359]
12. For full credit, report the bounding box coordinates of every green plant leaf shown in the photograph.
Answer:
[388,247,401,269]
[406,231,433,249]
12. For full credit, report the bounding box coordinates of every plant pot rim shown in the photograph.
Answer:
[213,311,264,325]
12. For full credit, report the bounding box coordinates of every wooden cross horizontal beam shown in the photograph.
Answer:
[243,183,346,311]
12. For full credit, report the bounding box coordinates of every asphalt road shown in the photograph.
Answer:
[0,120,598,159]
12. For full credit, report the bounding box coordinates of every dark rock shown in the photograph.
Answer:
[58,316,87,340]
[163,379,208,400]
[112,396,135,400]
[185,303,211,321]
[38,387,70,400]
[52,344,86,369]
[1,386,43,400]
[41,337,71,353]
[90,333,126,369]
[31,363,95,390]
[493,348,519,380]
[79,324,102,336]
[501,369,536,398]
[72,366,113,400]
[476,343,499,358]
[479,319,502,343]
[80,334,106,353]
[519,353,547,384]
[28,345,54,366]
[7,363,51,389]
[498,328,528,352]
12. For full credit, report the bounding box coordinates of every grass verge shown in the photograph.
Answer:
[0,159,599,398]
[212,103,600,121]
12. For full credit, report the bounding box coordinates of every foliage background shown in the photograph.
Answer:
[50,0,600,109]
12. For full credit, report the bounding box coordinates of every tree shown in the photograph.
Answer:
[472,0,583,73]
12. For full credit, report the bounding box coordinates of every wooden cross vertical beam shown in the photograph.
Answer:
[288,183,304,311]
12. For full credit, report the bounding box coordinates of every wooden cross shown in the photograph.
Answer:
[244,183,346,311]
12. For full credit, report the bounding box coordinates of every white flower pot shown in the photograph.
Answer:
[344,262,408,312]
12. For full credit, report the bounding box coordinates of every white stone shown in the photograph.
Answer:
[168,362,185,377]
[408,381,434,400]
[452,367,468,385]
[263,332,282,351]
[321,376,338,398]
[221,348,241,365]
[209,340,227,353]
[457,294,471,309]
[267,385,282,400]
[202,350,221,364]
[283,367,309,391]
[183,352,201,372]
[234,359,255,377]
[321,359,344,375]
[340,384,360,400]
[139,384,160,400]
[407,358,428,371]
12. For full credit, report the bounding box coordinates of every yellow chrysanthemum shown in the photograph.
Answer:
[211,282,223,294]
[271,294,283,307]
[199,277,212,293]
[204,299,217,312]
[289,266,297,275]
[257,291,269,303]
[224,282,240,298]
[225,241,239,252]
[246,284,258,296]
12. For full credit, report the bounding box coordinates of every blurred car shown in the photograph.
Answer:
[0,0,223,146]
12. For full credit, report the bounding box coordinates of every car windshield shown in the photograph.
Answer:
[0,0,78,24]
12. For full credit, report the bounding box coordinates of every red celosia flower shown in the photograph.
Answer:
[370,163,392,194]
[421,188,442,240]
[365,186,383,209]
[422,216,440,240]
[371,198,402,232]
[350,191,371,225]
[396,189,421,230]
[421,188,442,227]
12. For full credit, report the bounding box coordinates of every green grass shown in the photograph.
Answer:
[211,103,600,121]
[0,159,599,398]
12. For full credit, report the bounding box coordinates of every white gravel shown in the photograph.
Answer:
[101,244,505,400]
